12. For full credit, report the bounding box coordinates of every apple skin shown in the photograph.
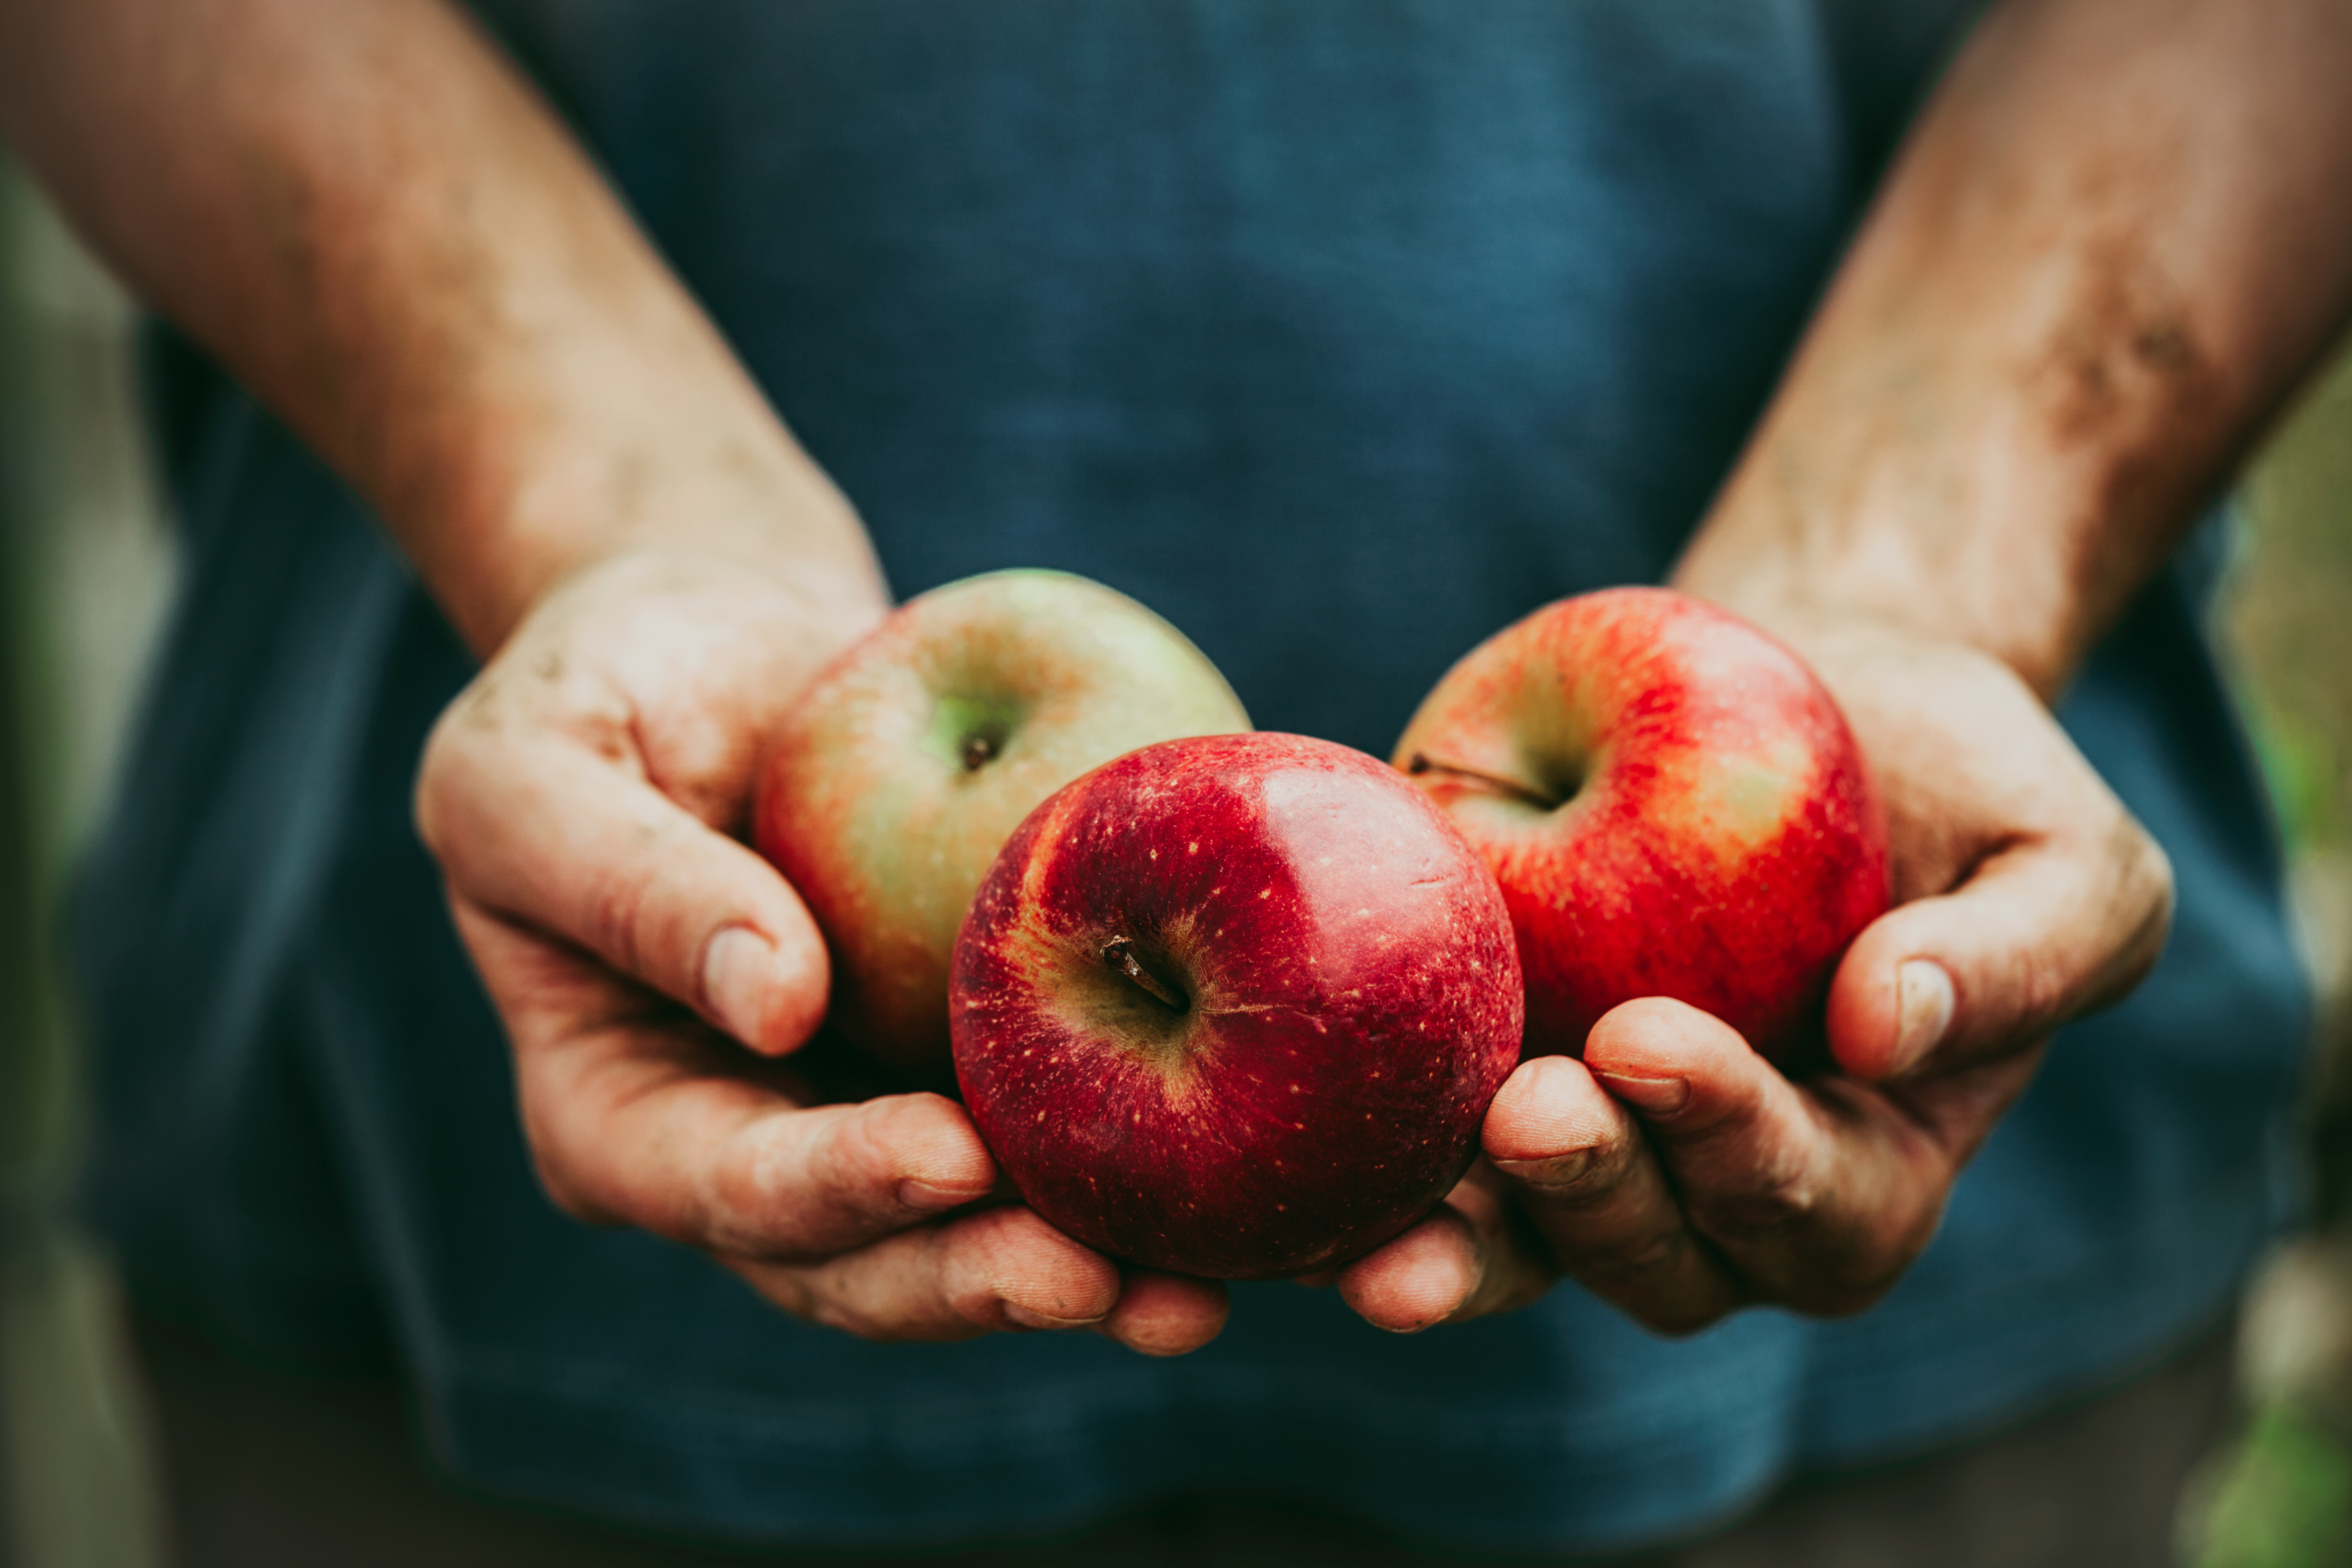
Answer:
[1393,587,1889,1064]
[950,732,1524,1281]
[756,570,1249,1083]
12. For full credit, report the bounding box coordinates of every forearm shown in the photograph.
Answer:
[1677,0,2352,697]
[0,0,882,653]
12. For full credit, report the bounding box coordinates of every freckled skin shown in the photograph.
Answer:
[1394,588,1888,1063]
[952,733,1524,1280]
[756,570,1248,1083]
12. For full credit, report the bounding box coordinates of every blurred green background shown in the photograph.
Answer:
[0,154,2347,1567]
[2183,347,2352,1568]
[0,158,178,1568]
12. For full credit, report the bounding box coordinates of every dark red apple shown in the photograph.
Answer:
[950,732,1523,1280]
[757,570,1248,1082]
[1394,587,1888,1063]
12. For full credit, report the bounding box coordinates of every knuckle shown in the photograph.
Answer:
[746,1268,821,1324]
[526,1143,623,1229]
[2092,810,2175,928]
[411,749,453,854]
[1760,1200,1943,1319]
[2122,831,2177,952]
[768,1236,981,1345]
[713,1109,935,1264]
[807,1102,901,1209]
[412,697,494,855]
[579,857,664,976]
[2006,945,2068,1035]
[790,1274,913,1341]
[1593,1226,1691,1282]
[936,1224,1032,1317]
[1476,1246,1562,1318]
[2132,826,2175,905]
[703,1126,799,1256]
[800,1288,904,1342]
[953,1200,1051,1260]
[1578,1238,1737,1336]
[1506,1143,1624,1206]
[1691,1162,1820,1238]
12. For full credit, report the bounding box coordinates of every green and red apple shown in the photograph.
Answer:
[755,570,1249,1082]
[1395,587,1888,1063]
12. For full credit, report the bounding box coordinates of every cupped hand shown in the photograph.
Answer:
[1334,618,2174,1335]
[415,550,1229,1354]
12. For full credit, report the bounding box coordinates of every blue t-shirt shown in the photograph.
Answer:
[76,1,2309,1553]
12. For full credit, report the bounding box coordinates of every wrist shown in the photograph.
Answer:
[512,544,888,670]
[1670,515,2080,702]
[1670,382,2197,704]
[399,388,886,656]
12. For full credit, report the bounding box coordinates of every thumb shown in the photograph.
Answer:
[1828,820,2174,1081]
[418,720,829,1056]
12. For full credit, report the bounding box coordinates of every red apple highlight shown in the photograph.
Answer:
[1394,587,1888,1063]
[951,732,1524,1280]
[757,570,1249,1082]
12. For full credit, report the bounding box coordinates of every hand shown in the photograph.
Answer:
[1319,0,2352,1336]
[415,550,1230,1354]
[1331,618,2173,1334]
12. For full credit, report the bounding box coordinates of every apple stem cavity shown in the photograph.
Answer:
[1405,751,1566,811]
[961,733,999,771]
[1102,936,1188,1012]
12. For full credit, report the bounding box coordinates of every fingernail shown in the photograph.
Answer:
[897,1179,988,1213]
[1892,959,1956,1074]
[1591,1072,1689,1116]
[1002,1303,1102,1331]
[1491,1149,1599,1193]
[702,926,775,1045]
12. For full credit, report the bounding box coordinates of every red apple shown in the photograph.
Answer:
[950,732,1523,1280]
[756,570,1249,1082]
[1393,587,1887,1063]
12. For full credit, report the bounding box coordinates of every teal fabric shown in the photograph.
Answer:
[77,2,2307,1552]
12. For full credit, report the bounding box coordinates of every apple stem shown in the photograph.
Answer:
[1405,752,1562,810]
[961,734,998,771]
[1102,937,1186,1010]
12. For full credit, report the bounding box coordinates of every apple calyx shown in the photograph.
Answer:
[959,732,999,771]
[1101,935,1187,1012]
[1405,751,1573,812]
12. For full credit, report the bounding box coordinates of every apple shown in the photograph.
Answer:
[756,570,1249,1082]
[1393,586,1888,1063]
[950,732,1524,1280]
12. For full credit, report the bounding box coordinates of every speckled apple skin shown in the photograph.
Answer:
[1394,587,1889,1063]
[951,733,1523,1281]
[756,570,1247,1083]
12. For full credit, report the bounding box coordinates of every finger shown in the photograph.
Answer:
[1098,1270,1231,1357]
[1829,790,2174,1084]
[420,700,828,1055]
[1585,998,1952,1315]
[1483,1054,1742,1333]
[463,900,997,1256]
[1335,1203,1481,1332]
[1335,1163,1553,1332]
[731,1205,1124,1343]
